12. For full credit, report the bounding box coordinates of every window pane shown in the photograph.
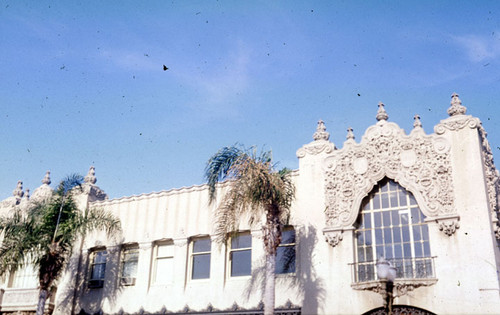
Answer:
[413,226,421,241]
[423,242,431,256]
[393,226,401,243]
[154,257,173,284]
[391,210,400,226]
[381,181,388,192]
[365,230,372,245]
[276,246,295,274]
[91,264,105,280]
[362,197,370,210]
[192,254,211,279]
[194,238,211,252]
[398,190,407,206]
[363,213,371,229]
[281,230,295,244]
[414,242,423,257]
[122,249,139,279]
[373,195,381,209]
[394,244,402,259]
[358,247,365,261]
[231,250,251,276]
[356,231,364,245]
[231,234,251,249]
[422,224,429,241]
[401,213,409,225]
[383,228,392,244]
[385,245,393,259]
[375,228,383,244]
[388,180,397,191]
[403,243,412,257]
[374,212,382,226]
[390,192,398,207]
[157,244,174,257]
[402,226,410,242]
[383,212,391,227]
[94,251,107,264]
[366,247,373,261]
[381,193,389,208]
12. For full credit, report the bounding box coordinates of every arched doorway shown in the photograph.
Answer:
[363,305,435,315]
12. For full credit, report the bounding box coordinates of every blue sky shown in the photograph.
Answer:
[1,1,500,199]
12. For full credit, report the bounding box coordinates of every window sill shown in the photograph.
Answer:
[351,278,438,297]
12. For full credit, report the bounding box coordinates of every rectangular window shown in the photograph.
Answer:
[229,232,252,277]
[153,242,174,285]
[276,228,296,274]
[88,249,107,288]
[191,237,211,279]
[120,246,139,286]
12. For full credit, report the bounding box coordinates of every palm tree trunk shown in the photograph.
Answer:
[264,252,276,315]
[36,288,49,315]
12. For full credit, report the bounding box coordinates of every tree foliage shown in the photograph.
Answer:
[0,174,121,314]
[205,145,295,314]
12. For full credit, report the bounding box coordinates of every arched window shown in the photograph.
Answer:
[354,178,434,282]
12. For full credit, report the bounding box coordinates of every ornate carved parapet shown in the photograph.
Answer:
[322,107,458,246]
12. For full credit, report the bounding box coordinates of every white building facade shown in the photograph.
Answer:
[1,93,499,314]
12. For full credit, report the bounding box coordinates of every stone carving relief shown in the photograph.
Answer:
[296,120,336,158]
[477,125,500,240]
[323,114,458,245]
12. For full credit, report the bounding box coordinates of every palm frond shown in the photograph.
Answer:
[77,207,121,237]
[205,145,295,247]
[56,174,84,196]
[205,145,244,203]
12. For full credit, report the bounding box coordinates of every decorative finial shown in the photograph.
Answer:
[413,114,422,128]
[447,92,467,116]
[24,189,30,199]
[376,102,388,121]
[42,171,51,185]
[84,166,97,185]
[313,120,330,141]
[13,180,24,198]
[346,127,355,140]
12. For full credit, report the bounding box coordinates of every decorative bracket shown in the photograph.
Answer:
[430,215,460,236]
[323,227,351,247]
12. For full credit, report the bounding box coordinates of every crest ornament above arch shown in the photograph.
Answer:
[322,119,458,246]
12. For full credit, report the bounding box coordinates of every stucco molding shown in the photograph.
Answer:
[477,124,500,240]
[323,119,457,246]
[434,115,480,135]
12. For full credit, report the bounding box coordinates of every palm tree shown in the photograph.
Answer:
[0,174,121,315]
[205,145,295,315]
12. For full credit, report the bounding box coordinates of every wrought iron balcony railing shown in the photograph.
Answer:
[350,256,436,284]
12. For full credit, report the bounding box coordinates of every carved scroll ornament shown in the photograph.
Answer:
[323,120,458,245]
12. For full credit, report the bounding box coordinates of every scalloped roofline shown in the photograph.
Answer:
[91,169,299,206]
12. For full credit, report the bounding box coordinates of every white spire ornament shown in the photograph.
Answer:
[313,120,330,141]
[447,92,467,116]
[376,102,389,121]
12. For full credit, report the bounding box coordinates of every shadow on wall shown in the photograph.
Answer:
[243,225,326,313]
[57,234,126,315]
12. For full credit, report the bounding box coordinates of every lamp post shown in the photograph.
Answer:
[376,258,396,315]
